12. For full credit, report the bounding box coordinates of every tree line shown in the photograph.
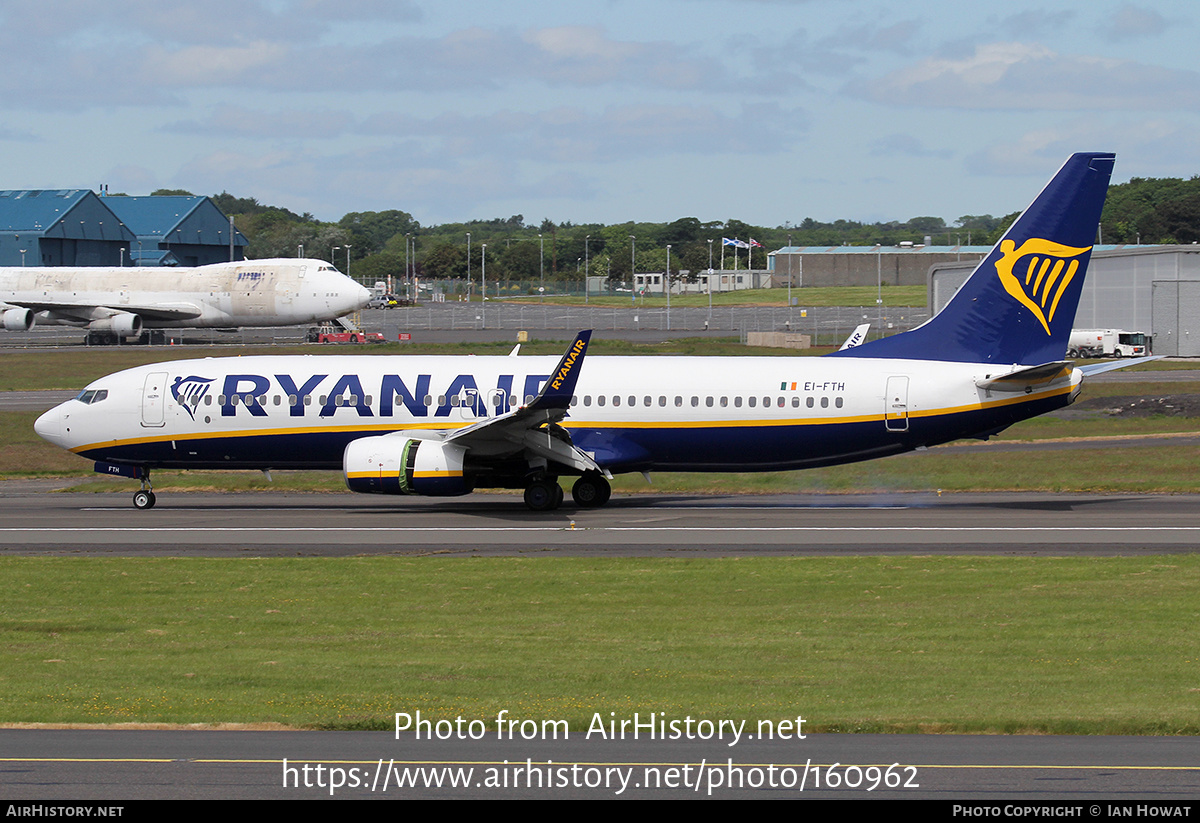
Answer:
[179,175,1200,285]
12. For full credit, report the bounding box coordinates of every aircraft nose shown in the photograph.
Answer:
[34,405,64,445]
[355,284,370,309]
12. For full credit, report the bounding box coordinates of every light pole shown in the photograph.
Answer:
[539,233,544,301]
[332,245,340,264]
[787,232,792,312]
[876,248,883,329]
[481,243,487,329]
[466,232,471,303]
[345,245,352,284]
[665,244,672,331]
[629,235,636,297]
[707,238,713,321]
[584,235,590,304]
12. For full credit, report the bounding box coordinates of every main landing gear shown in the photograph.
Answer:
[521,471,611,512]
[133,471,156,510]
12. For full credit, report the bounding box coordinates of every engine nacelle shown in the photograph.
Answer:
[88,312,143,335]
[2,307,33,331]
[344,434,472,497]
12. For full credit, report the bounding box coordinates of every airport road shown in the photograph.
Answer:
[2,728,1198,799]
[3,488,1200,556]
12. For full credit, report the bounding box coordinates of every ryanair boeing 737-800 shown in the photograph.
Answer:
[35,153,1125,511]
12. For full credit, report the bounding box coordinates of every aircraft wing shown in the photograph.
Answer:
[444,330,609,476]
[6,299,203,322]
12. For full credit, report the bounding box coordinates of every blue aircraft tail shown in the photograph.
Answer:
[833,152,1115,365]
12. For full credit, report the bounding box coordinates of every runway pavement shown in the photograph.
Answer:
[3,488,1200,556]
[3,728,1198,800]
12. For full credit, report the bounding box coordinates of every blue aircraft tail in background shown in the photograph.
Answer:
[833,152,1116,366]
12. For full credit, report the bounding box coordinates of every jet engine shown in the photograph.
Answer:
[89,312,143,335]
[344,434,472,496]
[2,307,33,330]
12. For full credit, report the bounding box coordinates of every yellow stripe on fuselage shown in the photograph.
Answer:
[70,383,1073,455]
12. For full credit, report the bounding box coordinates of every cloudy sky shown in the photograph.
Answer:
[0,1,1194,229]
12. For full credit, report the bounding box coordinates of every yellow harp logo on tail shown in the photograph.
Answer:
[995,238,1092,335]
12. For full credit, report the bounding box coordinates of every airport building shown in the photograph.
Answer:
[0,190,247,268]
[629,269,770,295]
[0,189,136,266]
[929,245,1200,356]
[102,195,247,266]
[766,243,994,288]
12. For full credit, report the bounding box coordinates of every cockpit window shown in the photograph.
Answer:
[76,389,108,405]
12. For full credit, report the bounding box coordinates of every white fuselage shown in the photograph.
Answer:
[0,258,370,331]
[34,352,1082,476]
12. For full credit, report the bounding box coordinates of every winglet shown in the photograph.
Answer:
[527,330,591,410]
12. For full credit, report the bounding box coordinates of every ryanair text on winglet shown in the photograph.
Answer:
[550,338,587,391]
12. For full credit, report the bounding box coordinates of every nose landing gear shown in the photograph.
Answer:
[133,471,156,510]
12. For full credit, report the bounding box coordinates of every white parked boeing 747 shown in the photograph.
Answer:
[1,258,370,340]
[36,153,1128,510]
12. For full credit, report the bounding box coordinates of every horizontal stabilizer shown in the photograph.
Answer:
[975,361,1072,392]
[1078,355,1165,377]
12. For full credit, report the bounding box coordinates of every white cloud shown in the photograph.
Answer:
[868,134,952,159]
[856,42,1200,111]
[163,105,355,139]
[1100,4,1170,42]
[358,103,806,163]
[966,117,1200,179]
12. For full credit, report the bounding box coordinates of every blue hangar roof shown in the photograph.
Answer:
[102,195,248,247]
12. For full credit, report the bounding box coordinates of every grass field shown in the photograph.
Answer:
[2,556,1197,733]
